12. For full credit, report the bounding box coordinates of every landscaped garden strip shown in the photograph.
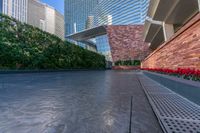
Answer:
[0,14,105,70]
[142,68,200,81]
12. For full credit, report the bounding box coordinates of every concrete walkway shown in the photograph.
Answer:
[0,71,162,133]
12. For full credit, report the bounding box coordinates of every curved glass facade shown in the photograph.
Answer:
[141,0,149,23]
[65,0,98,35]
[95,35,110,52]
[93,0,149,26]
[65,0,149,60]
[65,0,149,35]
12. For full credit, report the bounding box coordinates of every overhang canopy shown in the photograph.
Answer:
[143,20,164,50]
[148,0,199,24]
[143,19,162,42]
[66,25,107,41]
[150,28,165,50]
[166,0,199,24]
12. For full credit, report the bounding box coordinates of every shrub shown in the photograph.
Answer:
[0,14,106,70]
[115,60,141,66]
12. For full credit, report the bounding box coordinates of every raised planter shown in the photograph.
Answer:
[143,71,200,106]
[112,66,140,70]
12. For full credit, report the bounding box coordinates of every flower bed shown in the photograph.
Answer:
[142,68,200,81]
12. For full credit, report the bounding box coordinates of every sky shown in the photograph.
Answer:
[41,0,64,15]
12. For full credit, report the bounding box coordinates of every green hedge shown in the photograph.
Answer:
[115,60,141,66]
[0,14,105,69]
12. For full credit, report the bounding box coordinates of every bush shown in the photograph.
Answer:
[0,14,106,70]
[115,60,141,66]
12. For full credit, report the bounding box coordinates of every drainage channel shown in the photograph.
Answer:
[138,75,200,133]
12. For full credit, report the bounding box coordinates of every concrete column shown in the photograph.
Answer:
[162,23,174,41]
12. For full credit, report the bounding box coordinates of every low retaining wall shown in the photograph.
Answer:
[142,13,200,70]
[143,71,200,106]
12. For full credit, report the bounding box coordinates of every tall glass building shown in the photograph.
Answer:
[0,0,2,13]
[93,0,149,25]
[65,0,98,35]
[65,0,149,34]
[65,0,149,60]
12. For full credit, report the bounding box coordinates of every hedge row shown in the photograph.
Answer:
[114,60,141,66]
[0,14,105,69]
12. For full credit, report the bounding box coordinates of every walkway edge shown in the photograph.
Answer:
[138,74,200,133]
[137,76,167,133]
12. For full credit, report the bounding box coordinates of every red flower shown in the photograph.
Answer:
[142,67,200,81]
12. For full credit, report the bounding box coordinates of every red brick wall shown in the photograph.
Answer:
[106,25,150,63]
[142,14,200,70]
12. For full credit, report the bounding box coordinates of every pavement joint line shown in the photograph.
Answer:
[129,96,133,133]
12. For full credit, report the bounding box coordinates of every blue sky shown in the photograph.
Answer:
[41,0,64,15]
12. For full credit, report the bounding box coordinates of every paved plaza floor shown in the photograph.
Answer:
[0,71,163,133]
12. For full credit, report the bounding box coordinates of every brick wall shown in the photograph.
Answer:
[106,25,150,63]
[142,13,200,70]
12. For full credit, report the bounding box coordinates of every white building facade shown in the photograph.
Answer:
[1,0,28,22]
[0,0,64,40]
[28,1,65,40]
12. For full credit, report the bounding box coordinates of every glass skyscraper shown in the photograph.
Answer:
[93,0,149,55]
[65,0,149,34]
[65,0,98,35]
[65,0,149,60]
[93,0,149,25]
[0,0,2,13]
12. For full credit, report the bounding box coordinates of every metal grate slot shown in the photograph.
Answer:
[143,86,173,94]
[161,118,200,133]
[149,94,200,120]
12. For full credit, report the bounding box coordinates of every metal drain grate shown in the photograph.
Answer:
[161,118,200,133]
[149,93,200,120]
[138,75,200,133]
[143,86,173,94]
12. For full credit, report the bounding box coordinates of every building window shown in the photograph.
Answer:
[40,19,45,31]
[3,0,8,14]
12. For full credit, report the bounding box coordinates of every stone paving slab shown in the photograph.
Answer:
[0,71,162,133]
